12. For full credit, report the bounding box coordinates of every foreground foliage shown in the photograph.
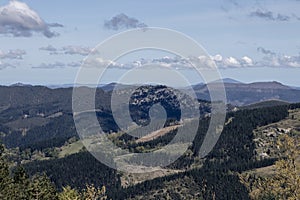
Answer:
[0,143,107,200]
[241,134,300,200]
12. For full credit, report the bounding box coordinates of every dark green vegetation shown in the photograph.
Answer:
[4,103,297,199]
[242,99,290,110]
[114,104,291,200]
[1,84,300,199]
[24,152,121,196]
[0,144,108,199]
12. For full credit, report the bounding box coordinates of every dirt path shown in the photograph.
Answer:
[135,124,182,143]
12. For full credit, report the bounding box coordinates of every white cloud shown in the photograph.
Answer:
[33,62,65,69]
[257,47,300,68]
[192,55,216,69]
[39,45,94,56]
[211,55,256,68]
[241,56,253,66]
[0,49,26,59]
[83,58,119,68]
[31,52,300,71]
[104,13,147,30]
[62,46,93,56]
[32,61,84,69]
[278,55,300,68]
[152,56,192,69]
[223,57,241,68]
[211,54,223,62]
[0,1,62,38]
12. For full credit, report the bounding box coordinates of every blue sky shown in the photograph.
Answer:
[0,0,300,86]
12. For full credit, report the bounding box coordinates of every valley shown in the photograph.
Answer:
[0,82,299,199]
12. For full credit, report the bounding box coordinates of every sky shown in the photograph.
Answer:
[0,0,300,86]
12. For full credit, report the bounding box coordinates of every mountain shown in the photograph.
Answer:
[2,80,300,108]
[47,82,136,91]
[0,84,211,149]
[211,78,243,84]
[100,82,135,92]
[192,81,300,106]
[47,83,105,89]
[9,82,32,87]
[1,82,300,199]
[241,99,290,110]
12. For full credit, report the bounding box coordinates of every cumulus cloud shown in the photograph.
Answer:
[265,55,300,68]
[241,56,253,66]
[39,45,94,56]
[151,56,192,69]
[257,47,300,68]
[79,55,254,70]
[104,13,147,30]
[211,54,223,62]
[122,55,255,69]
[211,55,256,68]
[224,57,241,67]
[83,57,120,68]
[31,52,300,70]
[0,49,26,59]
[250,9,290,21]
[62,46,93,56]
[0,1,62,38]
[32,61,86,69]
[33,62,66,69]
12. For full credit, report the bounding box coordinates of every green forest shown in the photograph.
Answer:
[1,102,299,199]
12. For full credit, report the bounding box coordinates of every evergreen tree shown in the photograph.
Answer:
[27,173,58,200]
[246,134,300,200]
[0,143,12,199]
[58,186,81,200]
[9,166,31,199]
[83,184,107,200]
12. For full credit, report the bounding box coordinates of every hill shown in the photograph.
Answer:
[242,99,290,110]
[192,81,300,106]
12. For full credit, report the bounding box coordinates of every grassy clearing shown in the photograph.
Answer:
[58,140,84,158]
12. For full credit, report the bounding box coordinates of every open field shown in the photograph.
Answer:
[58,140,84,158]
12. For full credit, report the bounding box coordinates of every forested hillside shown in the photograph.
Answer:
[1,85,300,199]
[12,103,297,199]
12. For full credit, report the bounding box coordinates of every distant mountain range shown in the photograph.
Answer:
[3,79,295,153]
[191,79,300,106]
[2,79,300,107]
[211,78,244,84]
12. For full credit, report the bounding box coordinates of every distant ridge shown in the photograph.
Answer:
[192,80,300,106]
[3,80,300,106]
[242,99,290,110]
[10,82,32,87]
[211,78,243,84]
[246,81,291,89]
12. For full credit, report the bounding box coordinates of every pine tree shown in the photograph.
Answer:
[248,134,300,200]
[267,134,300,199]
[58,186,81,200]
[9,166,31,199]
[27,173,58,200]
[0,143,12,199]
[83,184,107,200]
